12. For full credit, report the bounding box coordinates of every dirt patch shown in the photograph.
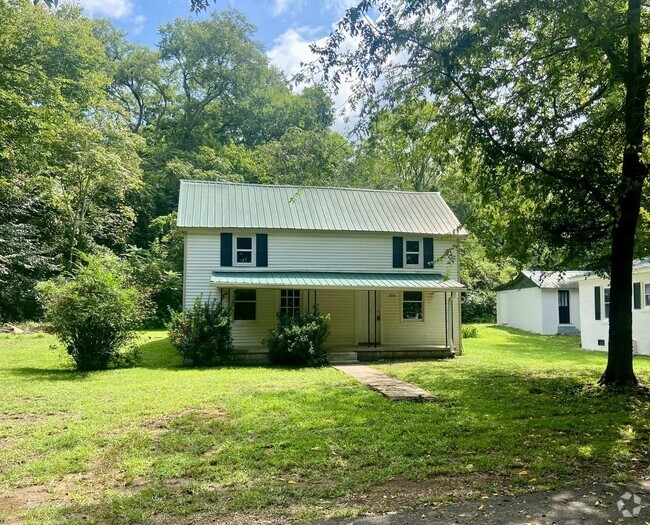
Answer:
[0,411,70,423]
[149,408,228,430]
[0,485,51,521]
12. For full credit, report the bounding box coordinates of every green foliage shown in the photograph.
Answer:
[36,253,148,370]
[460,234,517,323]
[462,325,479,339]
[0,1,143,320]
[265,310,331,366]
[125,213,184,327]
[168,297,234,366]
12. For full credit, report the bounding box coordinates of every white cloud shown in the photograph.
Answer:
[132,15,146,35]
[271,0,290,16]
[323,0,358,15]
[268,27,363,135]
[73,0,134,19]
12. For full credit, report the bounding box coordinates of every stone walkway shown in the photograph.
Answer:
[333,364,437,401]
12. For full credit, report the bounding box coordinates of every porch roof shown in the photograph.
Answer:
[210,271,465,291]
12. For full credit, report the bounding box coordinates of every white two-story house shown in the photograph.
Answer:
[177,181,467,362]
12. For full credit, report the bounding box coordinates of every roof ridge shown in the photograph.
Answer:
[179,179,442,196]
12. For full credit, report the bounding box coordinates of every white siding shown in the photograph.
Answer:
[184,229,458,278]
[314,290,356,347]
[182,228,462,351]
[539,289,581,334]
[183,232,219,308]
[230,289,276,348]
[578,271,650,356]
[496,288,543,334]
[381,291,448,346]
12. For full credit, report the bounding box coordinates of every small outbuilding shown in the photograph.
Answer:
[495,271,590,335]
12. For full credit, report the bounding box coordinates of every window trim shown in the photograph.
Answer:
[645,282,650,309]
[402,290,424,322]
[604,287,611,319]
[233,289,257,321]
[280,289,301,317]
[404,238,422,268]
[233,235,255,266]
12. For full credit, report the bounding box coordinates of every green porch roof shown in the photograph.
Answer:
[210,272,465,291]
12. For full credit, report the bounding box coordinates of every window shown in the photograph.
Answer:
[234,236,254,265]
[402,291,423,321]
[645,283,650,308]
[280,289,301,317]
[234,289,256,320]
[405,239,421,267]
[604,287,611,319]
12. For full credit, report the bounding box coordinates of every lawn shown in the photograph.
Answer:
[0,326,648,524]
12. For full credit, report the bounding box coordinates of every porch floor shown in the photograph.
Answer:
[334,345,454,361]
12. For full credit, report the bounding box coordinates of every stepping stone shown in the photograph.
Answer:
[333,364,437,402]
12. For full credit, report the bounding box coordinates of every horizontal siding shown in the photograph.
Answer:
[231,289,276,348]
[184,232,219,308]
[184,229,459,279]
[381,291,448,346]
[312,289,356,347]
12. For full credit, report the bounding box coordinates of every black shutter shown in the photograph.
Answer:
[256,233,268,267]
[392,236,403,268]
[423,237,434,269]
[220,232,233,267]
[633,282,642,309]
[594,286,601,320]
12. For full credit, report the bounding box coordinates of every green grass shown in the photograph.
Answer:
[0,326,648,524]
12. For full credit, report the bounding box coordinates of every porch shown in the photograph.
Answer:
[210,271,465,362]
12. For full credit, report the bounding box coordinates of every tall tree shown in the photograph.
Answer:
[313,0,649,387]
[1,1,143,320]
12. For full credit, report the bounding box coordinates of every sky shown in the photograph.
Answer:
[68,0,359,132]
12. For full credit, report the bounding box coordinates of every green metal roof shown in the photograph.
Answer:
[178,181,467,236]
[495,271,590,291]
[210,271,465,290]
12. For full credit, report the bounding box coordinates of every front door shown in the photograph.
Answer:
[356,290,381,345]
[558,290,570,324]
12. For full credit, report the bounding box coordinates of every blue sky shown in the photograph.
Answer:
[70,0,359,131]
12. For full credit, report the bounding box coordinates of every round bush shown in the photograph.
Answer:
[168,297,233,366]
[37,253,147,371]
[265,310,330,366]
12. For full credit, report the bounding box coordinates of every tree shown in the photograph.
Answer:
[354,100,461,191]
[313,0,649,387]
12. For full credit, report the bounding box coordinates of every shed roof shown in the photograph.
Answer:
[210,271,465,290]
[177,181,467,236]
[495,271,590,292]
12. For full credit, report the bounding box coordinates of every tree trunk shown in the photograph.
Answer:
[599,0,647,387]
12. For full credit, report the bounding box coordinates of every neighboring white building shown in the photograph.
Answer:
[495,271,589,335]
[574,258,650,356]
[177,181,467,362]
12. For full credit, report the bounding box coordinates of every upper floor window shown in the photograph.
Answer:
[234,289,256,320]
[604,287,611,318]
[235,235,254,265]
[280,289,301,317]
[405,239,421,267]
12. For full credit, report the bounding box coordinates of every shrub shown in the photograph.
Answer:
[37,253,148,371]
[462,325,479,339]
[168,297,233,366]
[265,310,331,366]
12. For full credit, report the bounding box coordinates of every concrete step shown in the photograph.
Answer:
[328,351,358,364]
[557,325,580,335]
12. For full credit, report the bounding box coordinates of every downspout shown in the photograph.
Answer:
[444,292,448,349]
[447,293,456,356]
